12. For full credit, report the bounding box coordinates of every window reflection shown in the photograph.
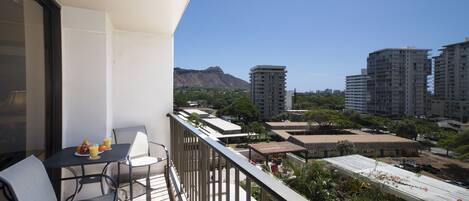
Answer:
[0,0,46,170]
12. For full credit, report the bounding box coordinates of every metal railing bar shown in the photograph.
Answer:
[212,149,216,201]
[197,139,202,201]
[235,169,239,201]
[226,162,231,201]
[190,135,194,201]
[206,146,211,201]
[246,178,251,201]
[218,155,222,201]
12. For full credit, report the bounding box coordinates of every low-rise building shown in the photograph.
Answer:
[202,117,242,134]
[182,108,211,118]
[178,109,253,144]
[288,133,419,158]
[265,121,310,130]
[267,122,419,158]
[324,155,469,201]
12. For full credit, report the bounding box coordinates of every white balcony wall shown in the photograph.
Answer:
[112,30,174,157]
[62,6,112,148]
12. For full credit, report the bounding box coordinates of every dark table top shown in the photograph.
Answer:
[43,144,131,168]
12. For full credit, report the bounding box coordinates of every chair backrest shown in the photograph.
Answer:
[113,126,149,158]
[0,156,57,201]
[113,125,147,144]
[130,132,150,158]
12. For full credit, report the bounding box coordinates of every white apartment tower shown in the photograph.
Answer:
[431,38,469,122]
[250,65,287,120]
[345,69,369,113]
[367,48,431,117]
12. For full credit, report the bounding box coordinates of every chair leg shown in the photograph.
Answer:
[146,165,151,200]
[147,166,151,186]
[116,163,121,201]
[165,164,174,201]
[129,165,133,201]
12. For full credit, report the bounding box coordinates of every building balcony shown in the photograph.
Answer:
[166,113,308,201]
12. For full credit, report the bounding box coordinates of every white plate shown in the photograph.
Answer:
[74,151,104,157]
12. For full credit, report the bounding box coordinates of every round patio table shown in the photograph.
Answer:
[43,143,131,201]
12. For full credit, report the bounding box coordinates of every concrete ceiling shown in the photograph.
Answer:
[57,0,189,34]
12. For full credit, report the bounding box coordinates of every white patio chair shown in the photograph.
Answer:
[112,126,170,200]
[0,155,116,201]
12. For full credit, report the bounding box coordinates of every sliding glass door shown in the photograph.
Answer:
[0,0,61,172]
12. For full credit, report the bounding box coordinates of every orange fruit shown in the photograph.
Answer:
[98,144,107,152]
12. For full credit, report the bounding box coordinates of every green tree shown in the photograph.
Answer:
[218,96,259,123]
[361,115,392,130]
[187,112,205,128]
[278,162,404,201]
[280,161,338,201]
[271,112,290,122]
[392,119,418,140]
[305,109,358,129]
[294,92,345,110]
[451,130,469,159]
[173,87,248,109]
[413,118,439,135]
[436,130,457,156]
[242,122,269,143]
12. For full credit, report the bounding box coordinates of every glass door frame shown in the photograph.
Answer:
[35,0,62,197]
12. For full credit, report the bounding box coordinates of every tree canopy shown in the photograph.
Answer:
[341,109,396,131]
[305,109,358,129]
[241,122,270,142]
[446,130,469,159]
[187,112,205,128]
[391,119,418,140]
[218,96,259,123]
[278,161,404,201]
[174,87,247,109]
[294,91,345,110]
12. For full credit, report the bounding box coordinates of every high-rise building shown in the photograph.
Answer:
[285,90,294,110]
[431,38,469,122]
[250,65,287,120]
[345,69,369,113]
[367,48,431,117]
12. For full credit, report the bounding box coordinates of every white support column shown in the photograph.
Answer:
[62,6,113,148]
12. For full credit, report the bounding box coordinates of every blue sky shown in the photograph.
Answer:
[174,0,469,92]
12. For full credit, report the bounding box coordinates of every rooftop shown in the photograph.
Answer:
[370,47,431,54]
[324,155,469,201]
[248,141,306,156]
[265,122,310,129]
[442,39,469,47]
[202,118,242,132]
[291,134,415,144]
[182,108,210,118]
[250,65,286,71]
[199,125,253,139]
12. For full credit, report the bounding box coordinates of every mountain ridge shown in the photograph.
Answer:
[174,66,249,89]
